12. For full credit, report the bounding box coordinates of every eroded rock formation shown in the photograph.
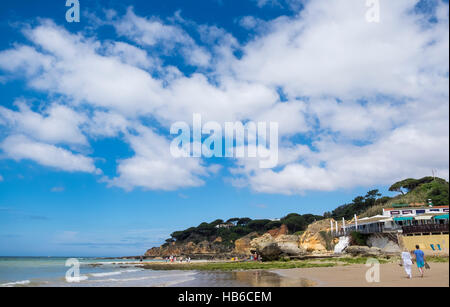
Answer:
[145,240,233,259]
[299,218,335,253]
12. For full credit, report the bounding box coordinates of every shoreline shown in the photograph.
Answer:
[134,256,449,287]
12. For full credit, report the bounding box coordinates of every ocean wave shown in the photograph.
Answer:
[0,280,31,287]
[88,269,142,278]
[88,272,197,285]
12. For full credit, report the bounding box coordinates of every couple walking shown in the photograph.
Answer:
[401,245,427,279]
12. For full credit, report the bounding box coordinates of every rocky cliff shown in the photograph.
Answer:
[299,218,336,253]
[145,218,403,260]
[249,224,306,261]
[234,232,260,255]
[145,221,339,260]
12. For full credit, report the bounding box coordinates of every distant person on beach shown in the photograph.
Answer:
[414,245,426,278]
[401,249,413,279]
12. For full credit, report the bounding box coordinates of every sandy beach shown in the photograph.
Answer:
[272,262,449,287]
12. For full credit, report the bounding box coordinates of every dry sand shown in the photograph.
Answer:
[272,262,449,287]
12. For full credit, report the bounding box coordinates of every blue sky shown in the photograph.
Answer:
[0,0,448,256]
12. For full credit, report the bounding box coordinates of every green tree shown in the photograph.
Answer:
[281,214,306,233]
[237,218,252,226]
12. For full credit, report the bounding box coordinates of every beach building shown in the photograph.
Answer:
[382,205,448,217]
[339,204,449,253]
[215,223,234,229]
[342,205,449,235]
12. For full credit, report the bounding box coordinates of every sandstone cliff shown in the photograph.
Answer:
[145,221,338,260]
[299,218,336,253]
[249,225,306,260]
[234,232,260,255]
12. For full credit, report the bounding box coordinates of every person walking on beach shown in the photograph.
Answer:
[401,249,413,279]
[414,245,426,278]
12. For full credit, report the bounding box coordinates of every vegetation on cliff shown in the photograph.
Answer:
[387,177,449,207]
[166,213,323,247]
[324,176,449,220]
[324,189,389,220]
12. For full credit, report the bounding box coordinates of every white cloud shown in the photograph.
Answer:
[85,111,129,138]
[108,126,219,191]
[235,0,449,100]
[0,20,277,125]
[15,21,166,117]
[0,101,87,146]
[0,45,53,76]
[233,118,449,194]
[0,135,99,174]
[113,8,211,67]
[226,0,449,193]
[103,41,155,69]
[0,1,447,194]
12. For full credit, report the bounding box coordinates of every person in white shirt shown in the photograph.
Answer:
[401,249,413,279]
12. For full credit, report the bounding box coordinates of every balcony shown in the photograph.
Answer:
[402,224,449,234]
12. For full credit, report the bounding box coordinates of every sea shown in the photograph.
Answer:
[0,257,197,287]
[0,257,313,287]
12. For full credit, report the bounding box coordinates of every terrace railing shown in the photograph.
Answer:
[402,224,449,234]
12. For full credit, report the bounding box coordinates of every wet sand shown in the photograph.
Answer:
[175,270,316,287]
[272,262,449,287]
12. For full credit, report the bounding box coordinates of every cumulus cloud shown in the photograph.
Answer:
[108,126,219,191]
[0,0,447,194]
[113,8,211,67]
[0,135,99,173]
[235,0,449,100]
[0,45,53,76]
[0,100,87,146]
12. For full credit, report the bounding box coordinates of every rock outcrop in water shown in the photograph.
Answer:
[145,240,234,259]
